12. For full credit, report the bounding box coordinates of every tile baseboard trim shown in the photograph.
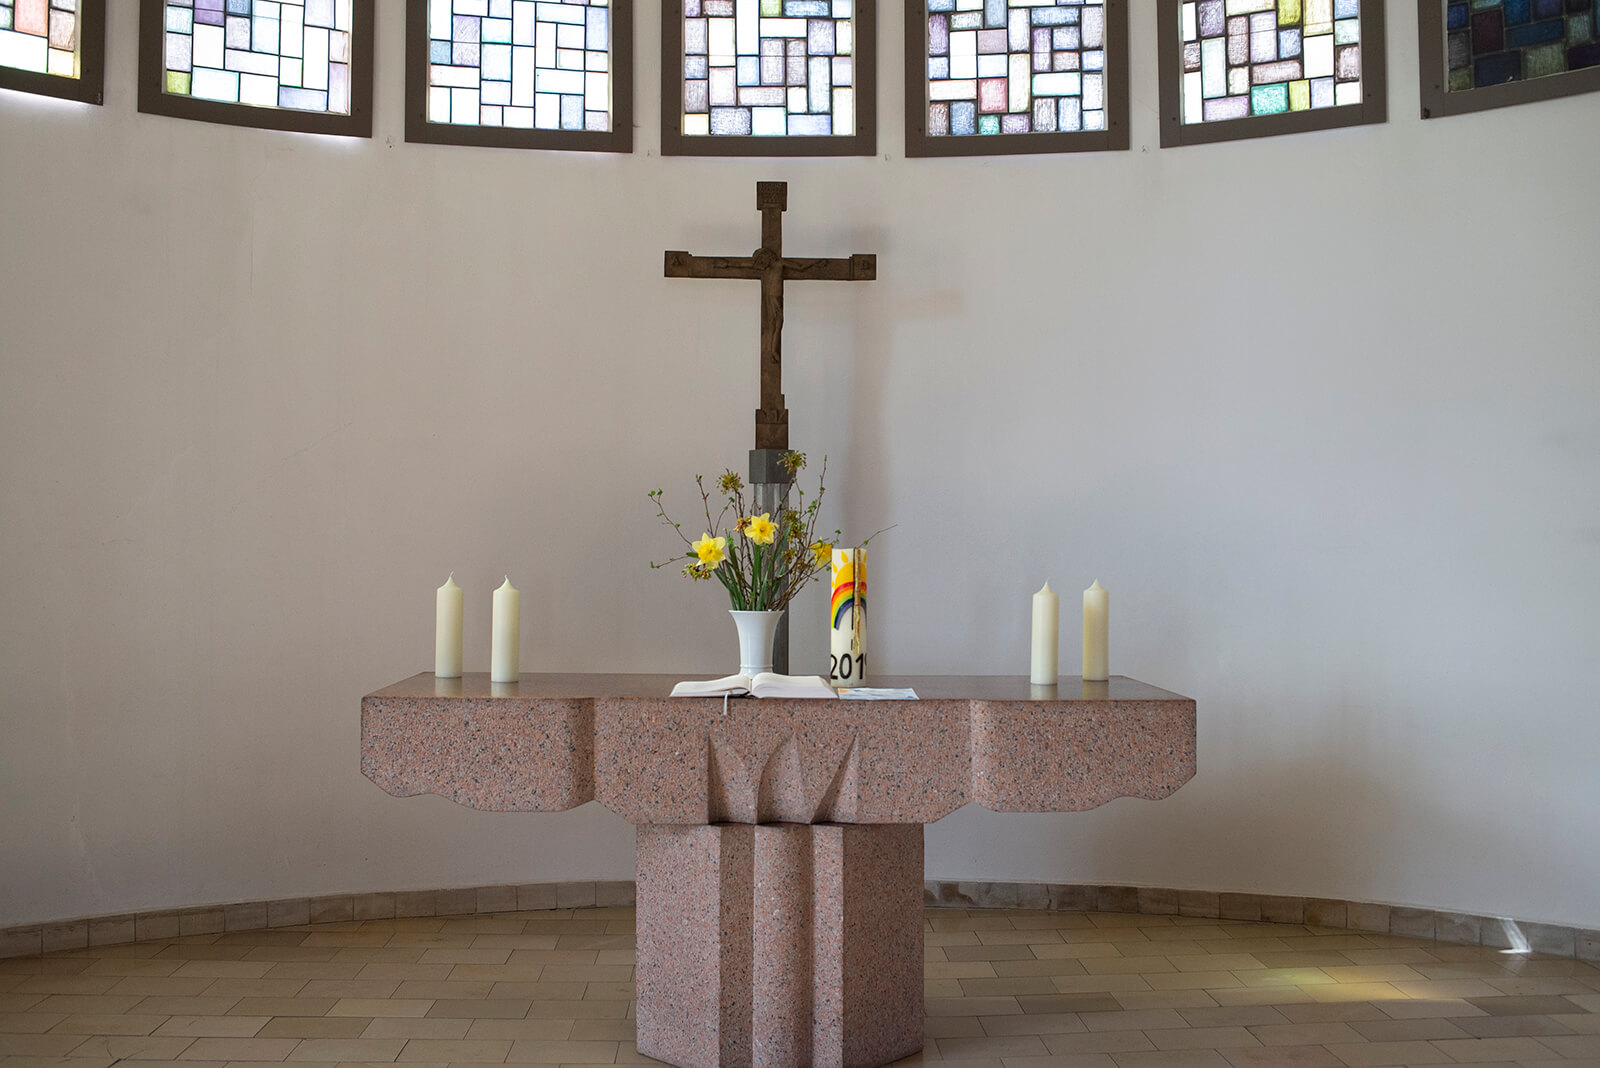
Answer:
[921,880,1600,964]
[2,877,1595,965]
[0,880,636,960]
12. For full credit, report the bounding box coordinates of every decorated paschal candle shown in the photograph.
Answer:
[830,547,866,684]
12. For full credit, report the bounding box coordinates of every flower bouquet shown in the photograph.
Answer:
[649,451,836,613]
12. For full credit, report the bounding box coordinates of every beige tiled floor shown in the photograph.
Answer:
[2,906,1597,1067]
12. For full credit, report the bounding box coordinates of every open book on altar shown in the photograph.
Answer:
[670,673,836,699]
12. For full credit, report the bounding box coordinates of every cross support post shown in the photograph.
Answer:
[749,448,795,674]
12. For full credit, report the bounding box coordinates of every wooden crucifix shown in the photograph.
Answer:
[665,181,877,451]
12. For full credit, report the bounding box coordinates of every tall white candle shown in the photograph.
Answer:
[1030,581,1059,685]
[435,573,463,679]
[1083,579,1109,682]
[490,576,521,683]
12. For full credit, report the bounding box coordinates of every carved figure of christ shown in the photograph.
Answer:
[665,181,877,451]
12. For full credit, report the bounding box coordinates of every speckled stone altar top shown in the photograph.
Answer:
[361,673,1196,824]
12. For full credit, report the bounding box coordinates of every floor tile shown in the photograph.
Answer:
[1078,1009,1188,1032]
[1463,994,1587,1016]
[285,1036,408,1061]
[152,1014,271,1037]
[324,999,432,1018]
[1533,1032,1600,1058]
[502,1038,617,1062]
[0,1032,95,1056]
[1103,1049,1230,1067]
[177,1036,301,1060]
[256,1016,372,1039]
[1246,1021,1365,1046]
[360,1016,473,1040]
[229,997,339,1018]
[1041,1029,1157,1055]
[463,1018,578,1040]
[1447,1012,1575,1037]
[48,1012,170,1036]
[64,1033,197,1059]
[1218,1045,1343,1067]
[1322,1038,1454,1065]
[1110,991,1219,1011]
[1428,1035,1567,1061]
[1174,1006,1288,1029]
[0,1012,69,1035]
[929,996,1025,1017]
[937,1034,1052,1057]
[978,1011,1089,1036]
[1142,1025,1259,1050]
[1346,1016,1472,1041]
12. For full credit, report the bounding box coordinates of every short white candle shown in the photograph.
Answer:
[435,573,463,679]
[1030,581,1059,685]
[1083,580,1109,682]
[490,576,521,683]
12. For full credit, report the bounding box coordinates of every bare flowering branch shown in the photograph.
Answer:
[649,453,848,613]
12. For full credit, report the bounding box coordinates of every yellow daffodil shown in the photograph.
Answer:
[745,513,777,545]
[692,533,727,568]
[810,540,832,568]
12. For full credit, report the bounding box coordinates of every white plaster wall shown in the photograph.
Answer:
[2,4,1597,931]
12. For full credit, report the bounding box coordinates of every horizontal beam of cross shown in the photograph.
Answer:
[663,252,877,282]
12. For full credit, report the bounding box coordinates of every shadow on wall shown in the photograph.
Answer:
[1015,692,1565,924]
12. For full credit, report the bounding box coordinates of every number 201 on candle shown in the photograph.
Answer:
[830,652,864,681]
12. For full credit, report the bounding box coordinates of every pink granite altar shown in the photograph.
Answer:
[361,674,1197,1068]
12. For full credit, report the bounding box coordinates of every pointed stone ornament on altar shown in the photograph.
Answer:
[664,181,877,451]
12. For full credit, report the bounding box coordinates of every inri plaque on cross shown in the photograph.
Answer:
[665,182,877,451]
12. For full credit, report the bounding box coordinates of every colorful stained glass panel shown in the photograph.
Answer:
[159,0,355,114]
[924,0,1107,136]
[681,0,856,136]
[1178,0,1366,123]
[0,0,80,78]
[424,0,615,132]
[1443,0,1599,92]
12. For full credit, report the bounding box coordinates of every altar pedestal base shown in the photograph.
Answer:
[635,823,923,1068]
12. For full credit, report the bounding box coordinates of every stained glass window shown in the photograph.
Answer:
[905,0,1127,155]
[1419,0,1600,118]
[137,0,374,136]
[1156,0,1386,146]
[660,0,877,155]
[404,0,634,151]
[0,0,104,103]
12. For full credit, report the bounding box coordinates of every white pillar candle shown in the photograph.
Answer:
[490,576,521,683]
[1030,581,1059,685]
[1083,579,1109,682]
[435,573,463,679]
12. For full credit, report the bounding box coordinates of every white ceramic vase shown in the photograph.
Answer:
[729,609,782,678]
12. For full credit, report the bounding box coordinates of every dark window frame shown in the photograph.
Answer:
[1418,0,1600,119]
[659,0,877,157]
[404,0,633,152]
[903,0,1127,157]
[137,0,375,137]
[0,0,105,105]
[1156,0,1387,148]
